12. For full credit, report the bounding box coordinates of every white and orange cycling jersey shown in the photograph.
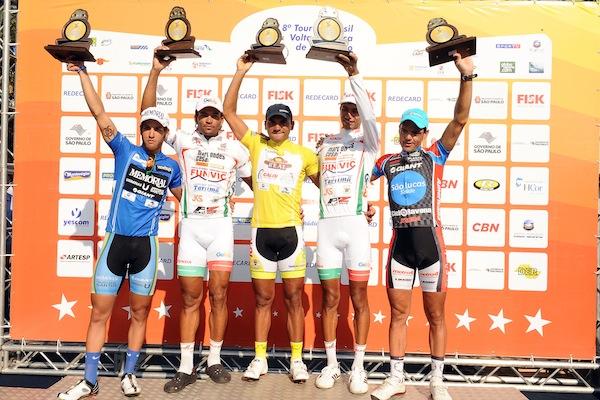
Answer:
[317,75,379,219]
[166,129,251,219]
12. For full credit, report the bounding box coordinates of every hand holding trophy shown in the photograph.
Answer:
[245,18,286,64]
[44,9,96,62]
[155,6,201,61]
[425,18,476,66]
[306,7,350,62]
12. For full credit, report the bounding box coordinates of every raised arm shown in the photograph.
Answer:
[141,46,174,112]
[439,53,474,151]
[223,54,254,141]
[67,62,117,143]
[337,53,379,154]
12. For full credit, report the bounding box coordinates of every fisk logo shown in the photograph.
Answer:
[268,90,294,101]
[187,89,212,98]
[516,94,544,104]
[308,133,328,142]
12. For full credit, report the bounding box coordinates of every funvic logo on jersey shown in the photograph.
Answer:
[390,171,427,206]
[64,170,91,180]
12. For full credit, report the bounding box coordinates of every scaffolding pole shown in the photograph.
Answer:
[0,1,13,372]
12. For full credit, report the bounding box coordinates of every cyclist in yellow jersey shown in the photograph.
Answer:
[223,54,319,383]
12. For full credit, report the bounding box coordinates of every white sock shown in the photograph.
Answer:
[351,343,366,371]
[207,339,223,367]
[178,342,195,375]
[431,357,444,380]
[324,340,338,367]
[390,357,405,383]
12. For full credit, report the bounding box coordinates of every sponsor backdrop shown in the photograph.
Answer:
[12,1,599,359]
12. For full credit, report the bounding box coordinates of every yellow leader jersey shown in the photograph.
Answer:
[241,130,319,228]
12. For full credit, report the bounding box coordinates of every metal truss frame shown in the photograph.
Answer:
[0,341,597,393]
[0,0,599,396]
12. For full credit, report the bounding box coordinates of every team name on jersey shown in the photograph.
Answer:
[127,168,167,188]
[195,151,226,162]
[389,162,423,173]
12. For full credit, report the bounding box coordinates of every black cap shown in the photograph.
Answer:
[265,103,292,122]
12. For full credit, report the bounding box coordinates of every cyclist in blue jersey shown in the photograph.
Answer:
[58,61,182,400]
[371,53,474,400]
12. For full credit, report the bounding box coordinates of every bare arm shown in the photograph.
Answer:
[308,173,320,188]
[170,186,182,202]
[141,46,174,112]
[440,54,474,151]
[67,62,117,143]
[223,55,254,140]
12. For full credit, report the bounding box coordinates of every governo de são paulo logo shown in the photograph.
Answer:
[390,171,427,206]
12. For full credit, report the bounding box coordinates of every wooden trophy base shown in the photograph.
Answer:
[157,37,201,60]
[245,44,286,64]
[156,48,201,60]
[45,44,96,62]
[426,36,476,67]
[306,45,350,62]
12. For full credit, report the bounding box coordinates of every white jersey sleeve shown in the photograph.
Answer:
[233,141,252,178]
[350,74,379,155]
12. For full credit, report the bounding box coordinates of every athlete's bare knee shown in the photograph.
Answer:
[255,290,274,309]
[390,305,411,324]
[425,308,445,328]
[209,286,227,309]
[90,307,111,325]
[130,303,151,322]
[322,285,340,310]
[181,289,203,310]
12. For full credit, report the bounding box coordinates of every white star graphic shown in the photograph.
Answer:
[406,315,414,326]
[488,309,512,334]
[455,309,476,331]
[52,294,77,320]
[153,301,172,319]
[233,307,243,318]
[272,310,279,317]
[315,312,322,319]
[525,309,551,336]
[373,310,386,324]
[122,306,132,320]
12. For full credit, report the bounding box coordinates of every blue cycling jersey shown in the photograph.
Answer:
[106,132,182,236]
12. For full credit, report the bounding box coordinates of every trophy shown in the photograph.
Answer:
[245,18,286,64]
[44,9,96,62]
[155,6,201,60]
[305,7,350,62]
[425,18,476,67]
